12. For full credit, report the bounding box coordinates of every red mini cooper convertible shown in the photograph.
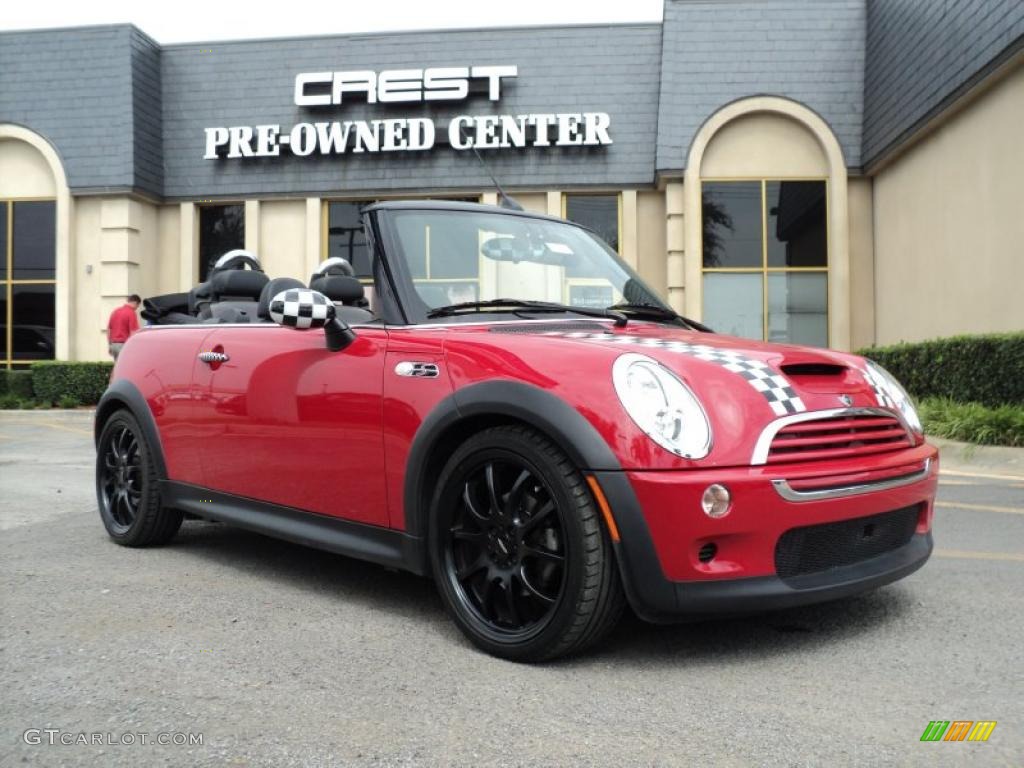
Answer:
[95,201,937,661]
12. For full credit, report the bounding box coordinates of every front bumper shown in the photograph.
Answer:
[593,443,938,622]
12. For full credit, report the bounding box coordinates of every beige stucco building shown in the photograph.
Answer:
[1,2,1022,367]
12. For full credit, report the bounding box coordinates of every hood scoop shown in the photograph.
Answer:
[780,362,847,377]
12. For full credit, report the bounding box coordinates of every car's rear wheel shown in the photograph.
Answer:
[96,410,182,546]
[429,425,624,661]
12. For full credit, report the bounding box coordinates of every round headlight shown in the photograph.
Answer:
[612,353,712,459]
[865,360,923,436]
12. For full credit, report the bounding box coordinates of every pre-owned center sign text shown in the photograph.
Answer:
[203,65,612,159]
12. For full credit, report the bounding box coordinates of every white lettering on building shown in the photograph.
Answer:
[204,63,612,160]
[205,113,612,159]
[294,65,518,106]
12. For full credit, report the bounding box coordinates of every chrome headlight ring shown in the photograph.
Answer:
[612,353,712,459]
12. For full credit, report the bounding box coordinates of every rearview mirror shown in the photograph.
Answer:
[268,288,356,352]
[480,235,578,267]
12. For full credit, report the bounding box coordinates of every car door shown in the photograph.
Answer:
[191,324,390,527]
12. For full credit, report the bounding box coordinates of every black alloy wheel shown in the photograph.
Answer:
[96,410,182,546]
[429,425,625,662]
[446,458,567,639]
[99,422,142,532]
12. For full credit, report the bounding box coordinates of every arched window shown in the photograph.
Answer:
[683,98,850,350]
[0,133,60,368]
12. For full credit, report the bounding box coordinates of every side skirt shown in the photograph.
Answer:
[162,481,428,576]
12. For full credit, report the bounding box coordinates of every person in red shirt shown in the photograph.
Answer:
[107,295,141,360]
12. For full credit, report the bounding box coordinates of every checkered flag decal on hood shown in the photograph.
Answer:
[860,364,896,409]
[551,332,808,416]
[269,289,333,329]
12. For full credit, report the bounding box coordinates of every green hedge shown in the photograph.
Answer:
[3,370,35,399]
[857,333,1024,407]
[30,361,113,406]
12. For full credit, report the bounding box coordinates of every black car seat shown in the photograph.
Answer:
[312,275,374,325]
[210,269,269,301]
[311,259,370,307]
[204,269,269,324]
[191,250,266,321]
[309,257,373,323]
[258,277,307,321]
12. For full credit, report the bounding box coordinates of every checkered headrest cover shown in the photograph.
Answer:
[550,332,808,416]
[269,289,334,329]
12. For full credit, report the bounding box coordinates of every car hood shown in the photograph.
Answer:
[439,320,912,470]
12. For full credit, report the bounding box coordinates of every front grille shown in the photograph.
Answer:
[774,505,920,582]
[767,412,912,464]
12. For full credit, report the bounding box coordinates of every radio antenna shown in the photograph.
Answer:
[459,125,523,211]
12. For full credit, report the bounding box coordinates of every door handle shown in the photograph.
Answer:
[198,351,230,364]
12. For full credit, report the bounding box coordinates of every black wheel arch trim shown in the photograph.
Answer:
[95,380,168,480]
[402,379,674,616]
[403,380,623,537]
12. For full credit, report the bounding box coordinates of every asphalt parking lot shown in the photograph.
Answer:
[1,410,1021,767]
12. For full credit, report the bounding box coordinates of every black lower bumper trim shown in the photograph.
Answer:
[661,533,933,622]
[590,470,933,623]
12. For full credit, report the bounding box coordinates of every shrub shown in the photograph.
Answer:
[31,362,113,406]
[919,397,1024,447]
[57,394,81,409]
[0,395,42,410]
[857,333,1024,407]
[6,370,35,400]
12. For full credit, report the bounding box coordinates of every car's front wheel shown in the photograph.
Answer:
[96,410,182,546]
[429,425,624,661]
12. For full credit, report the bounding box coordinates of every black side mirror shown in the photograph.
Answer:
[268,288,356,352]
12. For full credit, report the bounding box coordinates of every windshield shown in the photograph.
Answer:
[386,209,671,321]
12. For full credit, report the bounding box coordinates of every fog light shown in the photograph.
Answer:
[701,484,731,518]
[698,542,717,563]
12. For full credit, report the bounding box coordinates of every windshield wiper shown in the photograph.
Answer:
[608,303,714,332]
[427,298,627,326]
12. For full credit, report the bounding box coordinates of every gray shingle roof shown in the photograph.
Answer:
[0,25,139,192]
[2,3,1021,198]
[158,23,662,199]
[656,0,866,171]
[863,0,1024,167]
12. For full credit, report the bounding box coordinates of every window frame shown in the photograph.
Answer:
[320,195,482,286]
[699,177,830,347]
[561,191,623,306]
[196,201,246,283]
[2,196,58,369]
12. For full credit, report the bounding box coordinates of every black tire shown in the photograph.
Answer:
[428,425,625,662]
[96,410,182,546]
